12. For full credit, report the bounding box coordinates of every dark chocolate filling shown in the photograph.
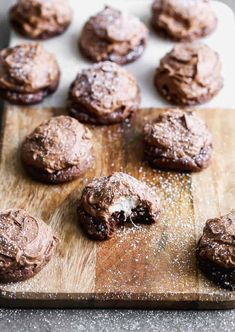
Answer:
[78,203,157,241]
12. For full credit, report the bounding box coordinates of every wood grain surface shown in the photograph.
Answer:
[0,106,234,309]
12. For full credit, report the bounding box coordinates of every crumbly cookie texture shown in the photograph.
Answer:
[77,172,161,240]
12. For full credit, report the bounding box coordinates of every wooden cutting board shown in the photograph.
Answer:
[0,106,234,309]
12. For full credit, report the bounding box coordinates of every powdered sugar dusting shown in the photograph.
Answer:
[91,6,146,42]
[72,61,139,113]
[0,109,232,306]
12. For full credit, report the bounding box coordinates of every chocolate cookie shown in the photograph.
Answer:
[21,116,94,184]
[0,43,60,105]
[151,0,217,42]
[77,172,161,241]
[154,43,223,106]
[79,6,148,65]
[68,61,140,125]
[197,211,235,290]
[143,109,213,172]
[0,209,58,283]
[9,0,72,40]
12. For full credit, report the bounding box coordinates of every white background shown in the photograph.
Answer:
[10,0,235,109]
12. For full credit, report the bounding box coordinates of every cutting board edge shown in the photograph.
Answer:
[0,297,235,310]
[0,290,235,310]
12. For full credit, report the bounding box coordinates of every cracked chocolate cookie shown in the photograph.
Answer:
[0,209,58,283]
[154,43,223,106]
[79,6,148,65]
[68,61,140,125]
[0,43,60,105]
[10,0,72,40]
[77,172,161,241]
[197,210,235,290]
[151,0,217,41]
[21,116,94,184]
[143,109,213,172]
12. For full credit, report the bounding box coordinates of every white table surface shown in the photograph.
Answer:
[0,1,235,332]
[10,0,235,109]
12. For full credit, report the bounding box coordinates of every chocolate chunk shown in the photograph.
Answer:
[0,209,58,283]
[143,109,213,172]
[197,210,235,290]
[9,0,72,40]
[21,116,94,184]
[0,43,60,105]
[154,43,223,106]
[77,172,161,241]
[79,6,148,65]
[151,0,217,41]
[68,61,140,125]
